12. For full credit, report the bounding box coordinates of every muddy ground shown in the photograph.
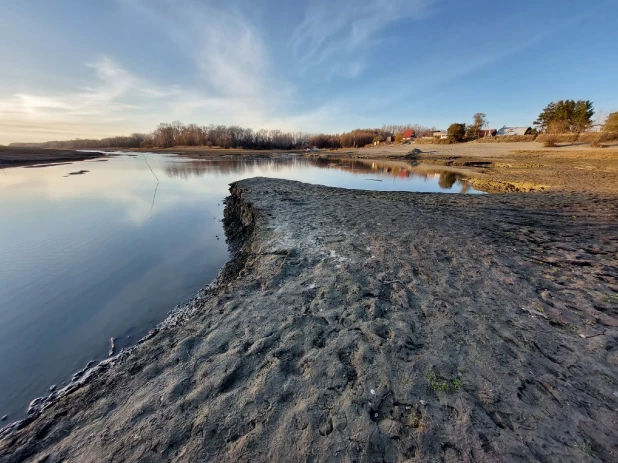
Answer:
[134,142,618,195]
[1,177,617,462]
[0,146,104,167]
[317,142,618,195]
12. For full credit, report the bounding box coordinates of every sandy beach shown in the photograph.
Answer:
[1,175,617,462]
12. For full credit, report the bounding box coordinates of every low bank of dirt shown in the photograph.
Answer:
[2,178,617,462]
[0,146,104,167]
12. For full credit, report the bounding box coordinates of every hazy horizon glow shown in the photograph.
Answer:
[1,0,617,144]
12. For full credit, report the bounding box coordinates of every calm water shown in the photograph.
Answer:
[0,153,481,421]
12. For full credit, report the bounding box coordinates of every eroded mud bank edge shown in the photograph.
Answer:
[0,181,257,441]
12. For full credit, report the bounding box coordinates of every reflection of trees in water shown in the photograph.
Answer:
[312,158,470,188]
[163,156,473,191]
[439,172,457,189]
[163,158,307,179]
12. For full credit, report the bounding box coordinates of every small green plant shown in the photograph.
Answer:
[451,378,464,389]
[598,372,615,385]
[427,373,463,393]
[566,323,578,333]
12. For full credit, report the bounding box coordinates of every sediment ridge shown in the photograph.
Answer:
[1,178,617,462]
[0,147,105,167]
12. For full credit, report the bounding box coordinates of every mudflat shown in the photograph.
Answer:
[1,177,617,462]
[0,146,104,167]
[132,141,618,194]
[317,141,618,195]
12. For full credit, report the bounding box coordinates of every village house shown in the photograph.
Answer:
[496,126,532,136]
[402,129,416,140]
[477,129,497,138]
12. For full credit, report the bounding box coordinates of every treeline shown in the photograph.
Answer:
[10,122,436,151]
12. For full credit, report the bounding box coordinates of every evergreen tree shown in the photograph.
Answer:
[534,100,594,133]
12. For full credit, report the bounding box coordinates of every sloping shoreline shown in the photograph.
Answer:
[2,178,618,462]
[0,147,105,167]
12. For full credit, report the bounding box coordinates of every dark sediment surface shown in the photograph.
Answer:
[0,147,103,167]
[1,178,618,462]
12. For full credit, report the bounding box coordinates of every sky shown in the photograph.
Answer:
[0,0,617,144]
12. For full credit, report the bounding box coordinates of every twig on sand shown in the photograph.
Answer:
[276,252,289,274]
[383,279,404,285]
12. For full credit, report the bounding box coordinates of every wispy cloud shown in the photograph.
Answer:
[115,0,288,102]
[292,0,436,76]
[0,57,182,142]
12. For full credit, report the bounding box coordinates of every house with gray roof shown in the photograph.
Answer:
[496,126,533,136]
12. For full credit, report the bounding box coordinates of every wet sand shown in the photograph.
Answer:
[0,147,104,167]
[1,177,617,462]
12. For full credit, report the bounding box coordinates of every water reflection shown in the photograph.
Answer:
[163,156,476,194]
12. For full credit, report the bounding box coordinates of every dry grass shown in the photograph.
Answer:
[536,133,602,146]
[591,132,618,148]
[476,135,536,143]
[541,135,560,147]
[511,149,618,159]
[413,138,457,145]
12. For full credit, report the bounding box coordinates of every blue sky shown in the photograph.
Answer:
[0,0,616,143]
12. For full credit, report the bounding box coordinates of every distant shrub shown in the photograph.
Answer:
[542,135,559,147]
[603,112,618,132]
[447,123,466,142]
[476,135,536,143]
[591,132,618,147]
[413,138,456,145]
[537,133,580,145]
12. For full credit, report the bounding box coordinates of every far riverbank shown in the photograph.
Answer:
[0,146,105,167]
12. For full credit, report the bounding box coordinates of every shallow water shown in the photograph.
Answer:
[0,153,481,421]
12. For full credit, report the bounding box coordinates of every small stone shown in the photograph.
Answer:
[49,385,56,392]
[1,415,7,421]
[420,399,427,406]
[370,389,376,395]
[579,334,586,339]
[378,418,403,439]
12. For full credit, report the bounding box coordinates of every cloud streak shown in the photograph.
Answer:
[292,0,436,76]
[0,57,183,142]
